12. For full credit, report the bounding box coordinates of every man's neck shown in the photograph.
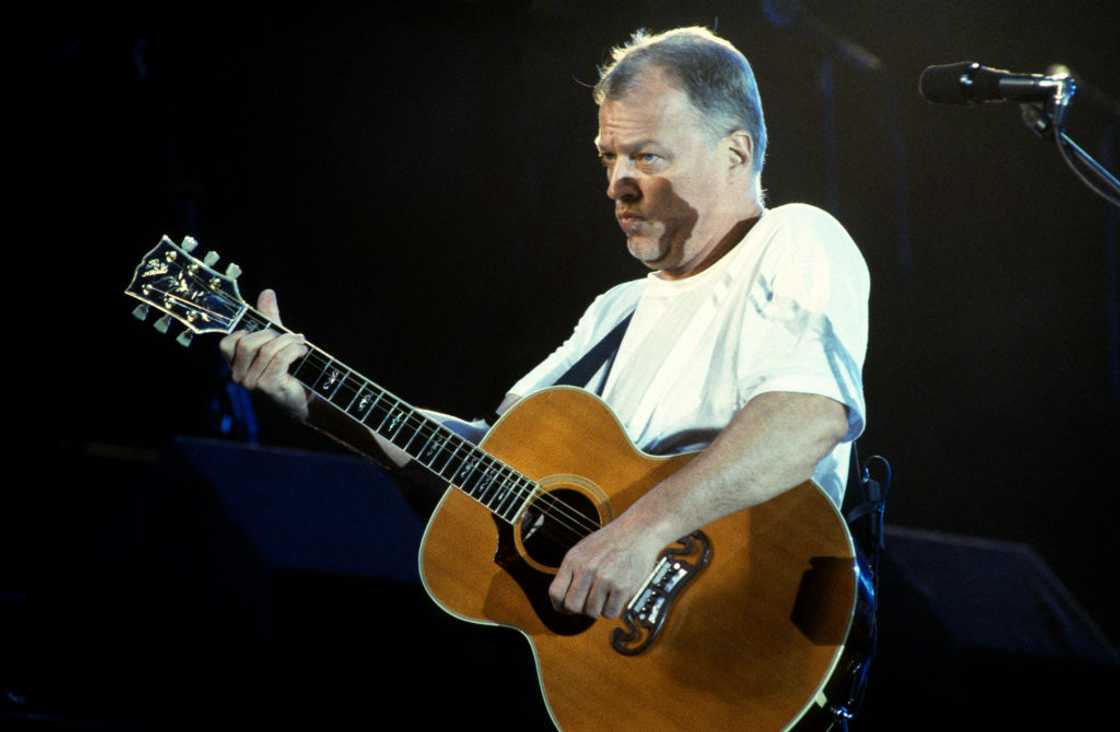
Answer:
[656,208,764,281]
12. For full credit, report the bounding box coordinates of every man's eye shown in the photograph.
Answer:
[638,153,660,163]
[599,153,616,166]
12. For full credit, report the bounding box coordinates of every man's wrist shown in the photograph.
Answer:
[299,393,319,424]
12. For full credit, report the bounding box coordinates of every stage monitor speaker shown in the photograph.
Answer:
[865,526,1117,728]
[162,436,426,582]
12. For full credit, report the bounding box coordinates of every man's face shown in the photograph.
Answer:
[596,70,739,278]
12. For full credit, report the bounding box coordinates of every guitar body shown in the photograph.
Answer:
[420,387,858,731]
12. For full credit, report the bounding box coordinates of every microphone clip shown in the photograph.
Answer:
[1019,76,1077,141]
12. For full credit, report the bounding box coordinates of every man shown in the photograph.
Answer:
[220,27,869,622]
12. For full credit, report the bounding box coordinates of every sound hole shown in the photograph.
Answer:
[518,488,601,569]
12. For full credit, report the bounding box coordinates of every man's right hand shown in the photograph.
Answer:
[219,289,312,421]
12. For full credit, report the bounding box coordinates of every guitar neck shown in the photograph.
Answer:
[236,309,535,525]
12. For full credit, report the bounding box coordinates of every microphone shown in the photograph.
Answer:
[919,62,1068,105]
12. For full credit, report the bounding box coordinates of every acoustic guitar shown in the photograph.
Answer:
[126,235,870,731]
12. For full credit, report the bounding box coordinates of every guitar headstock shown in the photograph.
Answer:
[125,235,247,346]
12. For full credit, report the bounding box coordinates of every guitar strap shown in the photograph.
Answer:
[550,310,635,395]
[487,310,634,426]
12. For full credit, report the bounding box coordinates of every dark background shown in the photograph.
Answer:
[12,1,1119,728]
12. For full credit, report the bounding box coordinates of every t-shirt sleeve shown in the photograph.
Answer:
[416,408,490,445]
[735,206,870,442]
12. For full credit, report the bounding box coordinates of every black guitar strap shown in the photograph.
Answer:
[488,310,634,425]
[551,310,635,394]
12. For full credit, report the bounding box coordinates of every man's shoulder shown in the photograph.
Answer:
[586,276,646,317]
[760,202,848,236]
[748,204,870,306]
[756,203,863,266]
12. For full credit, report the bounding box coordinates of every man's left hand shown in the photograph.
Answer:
[547,515,669,619]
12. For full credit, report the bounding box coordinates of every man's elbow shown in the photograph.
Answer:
[814,399,851,455]
[740,390,852,462]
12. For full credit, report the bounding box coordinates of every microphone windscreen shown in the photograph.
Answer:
[919,62,976,104]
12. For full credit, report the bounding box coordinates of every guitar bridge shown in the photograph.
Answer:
[611,531,712,656]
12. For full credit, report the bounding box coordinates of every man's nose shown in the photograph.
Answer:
[607,159,640,202]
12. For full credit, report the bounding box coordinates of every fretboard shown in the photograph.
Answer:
[237,310,535,524]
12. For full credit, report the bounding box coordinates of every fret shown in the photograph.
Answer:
[470,460,506,502]
[412,427,435,461]
[375,397,403,433]
[507,479,535,521]
[430,435,460,473]
[490,468,521,508]
[476,464,506,504]
[490,474,521,513]
[482,469,511,508]
[291,346,317,381]
[241,317,269,335]
[415,428,443,466]
[502,481,535,523]
[399,417,432,454]
[342,377,366,411]
[228,308,250,333]
[459,457,486,495]
[465,460,489,498]
[470,459,501,498]
[312,361,350,403]
[389,412,422,448]
[307,355,333,392]
[350,387,384,422]
[453,451,483,491]
[437,439,467,478]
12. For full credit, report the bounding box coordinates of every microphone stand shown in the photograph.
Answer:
[1020,77,1120,208]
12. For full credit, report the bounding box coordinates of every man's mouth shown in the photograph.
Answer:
[617,212,645,233]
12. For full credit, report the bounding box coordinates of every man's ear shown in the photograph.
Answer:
[727,130,754,171]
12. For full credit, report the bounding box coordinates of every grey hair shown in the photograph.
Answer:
[593,27,768,175]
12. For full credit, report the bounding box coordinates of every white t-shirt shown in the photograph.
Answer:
[507,203,870,506]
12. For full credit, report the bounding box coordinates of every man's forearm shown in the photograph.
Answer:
[304,395,412,469]
[622,391,850,545]
[304,398,491,471]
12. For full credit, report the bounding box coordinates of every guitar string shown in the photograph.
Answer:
[141,287,224,322]
[322,402,605,551]
[292,364,603,544]
[183,288,609,543]
[321,383,604,542]
[276,354,605,541]
[170,282,606,541]
[223,305,607,540]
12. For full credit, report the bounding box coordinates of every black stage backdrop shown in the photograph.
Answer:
[17,0,1119,724]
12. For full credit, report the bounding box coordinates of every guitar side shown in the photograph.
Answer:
[419,387,858,731]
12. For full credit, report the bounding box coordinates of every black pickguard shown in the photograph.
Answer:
[493,515,595,636]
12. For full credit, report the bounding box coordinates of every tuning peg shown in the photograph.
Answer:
[225,262,242,279]
[203,251,220,267]
[176,330,194,347]
[154,314,172,334]
[181,236,199,253]
[132,303,150,321]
